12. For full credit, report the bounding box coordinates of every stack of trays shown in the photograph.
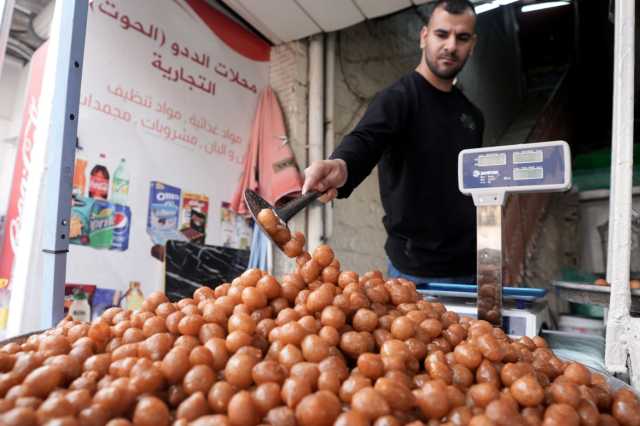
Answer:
[417,282,548,305]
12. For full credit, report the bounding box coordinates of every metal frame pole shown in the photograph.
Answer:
[308,34,324,249]
[324,32,335,241]
[0,0,15,77]
[40,0,88,328]
[605,0,637,385]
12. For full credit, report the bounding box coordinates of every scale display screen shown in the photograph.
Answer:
[513,150,543,164]
[513,167,543,181]
[477,153,506,167]
[458,141,571,193]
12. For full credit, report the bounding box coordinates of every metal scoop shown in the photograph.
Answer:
[244,189,322,248]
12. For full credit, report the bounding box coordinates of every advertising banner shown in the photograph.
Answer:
[65,0,269,304]
[0,43,48,301]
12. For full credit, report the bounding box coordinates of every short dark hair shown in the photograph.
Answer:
[426,0,476,24]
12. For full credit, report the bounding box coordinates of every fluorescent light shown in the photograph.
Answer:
[476,2,500,14]
[521,1,570,13]
[497,0,520,5]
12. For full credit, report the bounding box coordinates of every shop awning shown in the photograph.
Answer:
[216,0,556,44]
[219,0,434,44]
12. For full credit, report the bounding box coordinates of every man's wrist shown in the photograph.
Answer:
[334,159,348,188]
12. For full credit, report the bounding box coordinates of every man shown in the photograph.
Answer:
[302,0,484,285]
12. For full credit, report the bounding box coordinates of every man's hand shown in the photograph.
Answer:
[302,159,348,203]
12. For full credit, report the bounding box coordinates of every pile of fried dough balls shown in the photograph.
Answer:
[0,226,638,425]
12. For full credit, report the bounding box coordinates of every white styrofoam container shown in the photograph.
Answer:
[558,314,604,336]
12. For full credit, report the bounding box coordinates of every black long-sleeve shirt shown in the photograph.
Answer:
[330,71,484,278]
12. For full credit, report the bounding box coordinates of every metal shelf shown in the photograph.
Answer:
[578,186,640,201]
[552,280,640,314]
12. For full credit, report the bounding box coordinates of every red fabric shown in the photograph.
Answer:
[184,0,270,62]
[230,87,302,215]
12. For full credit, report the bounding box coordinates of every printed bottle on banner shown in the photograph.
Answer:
[72,158,87,199]
[111,158,130,205]
[0,290,9,331]
[220,202,236,247]
[89,154,110,200]
[123,281,144,311]
[69,289,91,322]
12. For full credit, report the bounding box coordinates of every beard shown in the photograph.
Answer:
[424,49,467,80]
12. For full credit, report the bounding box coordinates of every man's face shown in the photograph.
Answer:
[420,6,477,80]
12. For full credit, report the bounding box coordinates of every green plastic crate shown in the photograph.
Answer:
[573,166,640,191]
[572,145,640,191]
[574,145,640,170]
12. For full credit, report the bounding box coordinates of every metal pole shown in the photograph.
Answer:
[473,192,506,327]
[324,32,336,241]
[308,34,324,250]
[476,204,503,326]
[605,0,636,383]
[40,0,88,328]
[0,0,15,76]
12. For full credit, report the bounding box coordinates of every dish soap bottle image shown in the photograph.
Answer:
[70,290,91,322]
[122,281,144,311]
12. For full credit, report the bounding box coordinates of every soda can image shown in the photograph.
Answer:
[89,199,114,249]
[111,204,131,251]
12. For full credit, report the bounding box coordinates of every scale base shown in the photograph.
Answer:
[443,300,551,337]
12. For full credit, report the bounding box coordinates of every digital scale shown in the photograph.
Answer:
[458,140,572,326]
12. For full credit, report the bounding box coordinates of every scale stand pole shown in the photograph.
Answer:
[474,194,505,326]
[460,141,571,328]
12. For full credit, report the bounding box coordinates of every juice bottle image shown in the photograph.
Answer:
[111,158,130,205]
[72,158,87,199]
[89,153,110,200]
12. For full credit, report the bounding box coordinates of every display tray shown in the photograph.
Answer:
[552,280,640,313]
[0,329,48,345]
[544,330,636,394]
[417,283,547,302]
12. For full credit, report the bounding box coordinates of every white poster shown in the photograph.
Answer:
[66,0,270,300]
